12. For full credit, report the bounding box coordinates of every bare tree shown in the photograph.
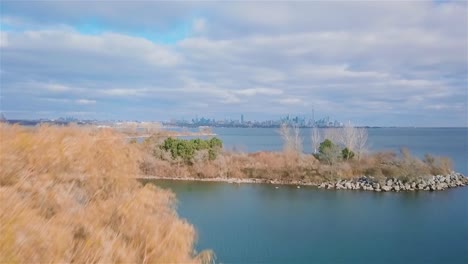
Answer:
[354,127,368,160]
[340,122,357,152]
[279,123,302,154]
[323,128,341,145]
[279,123,292,152]
[311,127,322,154]
[293,124,302,154]
[322,122,368,160]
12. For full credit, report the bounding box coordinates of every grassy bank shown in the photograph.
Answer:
[0,124,212,263]
[139,125,459,187]
[140,150,456,185]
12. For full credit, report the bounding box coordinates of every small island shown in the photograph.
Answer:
[138,124,468,192]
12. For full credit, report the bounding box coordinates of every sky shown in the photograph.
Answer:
[0,1,467,126]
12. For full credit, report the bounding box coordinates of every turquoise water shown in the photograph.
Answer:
[212,127,467,175]
[150,127,468,263]
[150,180,468,264]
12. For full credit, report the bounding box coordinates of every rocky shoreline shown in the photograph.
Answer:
[317,172,468,192]
[140,171,468,192]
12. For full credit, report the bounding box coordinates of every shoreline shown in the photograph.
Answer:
[138,172,468,192]
[139,175,284,185]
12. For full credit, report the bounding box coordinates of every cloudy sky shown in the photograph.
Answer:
[0,1,466,126]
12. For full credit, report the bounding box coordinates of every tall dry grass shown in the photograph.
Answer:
[346,149,453,182]
[142,148,323,184]
[137,126,453,185]
[0,124,212,263]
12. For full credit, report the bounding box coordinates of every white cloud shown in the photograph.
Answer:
[424,104,464,110]
[294,64,390,80]
[2,29,181,67]
[43,83,72,92]
[278,98,304,106]
[0,1,466,125]
[40,97,71,103]
[0,31,8,48]
[101,88,148,96]
[76,99,96,105]
[234,88,283,96]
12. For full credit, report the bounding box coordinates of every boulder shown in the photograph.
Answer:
[382,185,392,192]
[345,182,352,189]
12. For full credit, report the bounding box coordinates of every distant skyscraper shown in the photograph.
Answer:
[312,106,315,125]
[241,114,244,124]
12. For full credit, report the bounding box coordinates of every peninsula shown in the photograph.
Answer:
[137,124,467,192]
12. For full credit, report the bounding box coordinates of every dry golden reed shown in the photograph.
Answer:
[0,124,212,264]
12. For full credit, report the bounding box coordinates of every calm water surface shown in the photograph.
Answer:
[149,180,468,264]
[152,127,468,263]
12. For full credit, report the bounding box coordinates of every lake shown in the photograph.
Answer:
[148,180,468,264]
[148,127,468,263]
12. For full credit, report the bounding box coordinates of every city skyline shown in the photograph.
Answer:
[166,113,343,128]
[0,1,467,127]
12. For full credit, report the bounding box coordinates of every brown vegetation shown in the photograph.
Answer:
[0,124,212,263]
[140,127,454,185]
[338,148,453,183]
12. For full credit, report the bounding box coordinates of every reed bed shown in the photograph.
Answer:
[0,124,212,263]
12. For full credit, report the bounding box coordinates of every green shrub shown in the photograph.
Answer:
[341,147,355,160]
[208,137,223,149]
[318,139,334,154]
[317,139,342,165]
[159,137,223,163]
[317,139,355,163]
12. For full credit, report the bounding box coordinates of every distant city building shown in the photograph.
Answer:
[164,113,344,128]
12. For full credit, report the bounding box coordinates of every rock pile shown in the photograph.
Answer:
[317,172,467,192]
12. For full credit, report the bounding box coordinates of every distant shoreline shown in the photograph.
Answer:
[3,120,467,129]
